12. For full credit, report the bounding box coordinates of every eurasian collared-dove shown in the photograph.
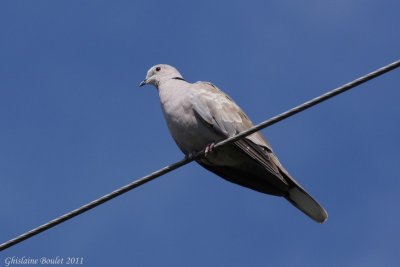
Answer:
[140,64,328,223]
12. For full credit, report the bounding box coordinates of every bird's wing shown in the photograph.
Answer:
[190,82,328,222]
[191,82,272,148]
[190,81,286,183]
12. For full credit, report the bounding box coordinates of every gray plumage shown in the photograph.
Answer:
[140,64,328,223]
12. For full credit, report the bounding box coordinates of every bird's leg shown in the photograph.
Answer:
[185,143,216,160]
[204,142,215,157]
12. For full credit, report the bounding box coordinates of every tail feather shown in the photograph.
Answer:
[285,186,328,223]
[274,160,328,223]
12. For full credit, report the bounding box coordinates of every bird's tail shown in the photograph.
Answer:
[272,157,328,223]
[284,185,328,223]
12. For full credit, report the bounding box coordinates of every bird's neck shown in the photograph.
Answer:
[155,75,184,88]
[158,78,189,104]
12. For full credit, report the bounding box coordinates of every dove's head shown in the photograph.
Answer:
[139,64,183,88]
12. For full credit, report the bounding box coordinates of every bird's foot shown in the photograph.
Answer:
[185,143,216,160]
[204,143,215,157]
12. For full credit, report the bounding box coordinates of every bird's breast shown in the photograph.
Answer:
[159,87,220,154]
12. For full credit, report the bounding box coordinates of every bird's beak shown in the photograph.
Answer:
[139,79,147,87]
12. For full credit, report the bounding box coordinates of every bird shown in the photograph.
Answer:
[139,64,328,223]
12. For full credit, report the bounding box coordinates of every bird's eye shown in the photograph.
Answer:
[156,67,161,71]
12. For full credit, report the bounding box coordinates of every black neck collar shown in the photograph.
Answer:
[172,77,185,81]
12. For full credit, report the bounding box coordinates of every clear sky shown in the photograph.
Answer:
[1,1,399,266]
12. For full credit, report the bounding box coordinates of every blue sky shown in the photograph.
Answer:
[1,1,399,266]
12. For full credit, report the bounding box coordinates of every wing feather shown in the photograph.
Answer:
[191,81,288,186]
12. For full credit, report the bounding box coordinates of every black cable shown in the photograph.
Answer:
[1,59,399,251]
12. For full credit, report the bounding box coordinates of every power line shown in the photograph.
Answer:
[1,59,399,251]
